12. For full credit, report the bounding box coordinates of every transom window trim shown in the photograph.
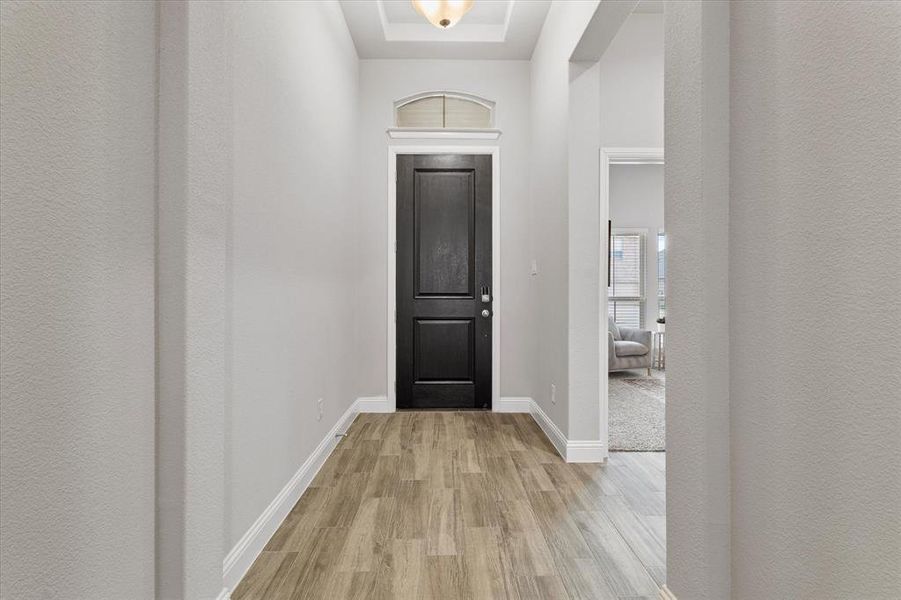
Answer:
[394,91,497,129]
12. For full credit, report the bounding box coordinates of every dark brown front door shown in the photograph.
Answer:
[396,154,492,410]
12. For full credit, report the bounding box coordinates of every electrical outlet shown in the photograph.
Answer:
[551,384,556,404]
[317,398,323,422]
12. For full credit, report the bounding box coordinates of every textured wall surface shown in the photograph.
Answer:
[664,2,732,598]
[356,59,534,400]
[529,0,600,437]
[227,0,360,550]
[157,2,231,597]
[0,1,157,598]
[729,2,901,598]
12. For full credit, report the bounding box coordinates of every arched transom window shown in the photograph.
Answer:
[395,92,495,129]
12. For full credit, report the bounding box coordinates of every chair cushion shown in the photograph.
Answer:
[615,340,649,357]
[608,316,622,341]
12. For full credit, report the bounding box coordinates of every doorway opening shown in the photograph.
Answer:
[601,149,665,451]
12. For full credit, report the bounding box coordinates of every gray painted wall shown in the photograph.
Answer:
[568,59,602,441]
[158,2,362,593]
[158,1,364,593]
[157,2,231,597]
[729,2,901,597]
[599,14,664,151]
[666,2,901,598]
[0,1,157,598]
[665,2,732,598]
[530,0,601,437]
[226,0,361,550]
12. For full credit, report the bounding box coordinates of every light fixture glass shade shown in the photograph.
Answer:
[411,0,475,29]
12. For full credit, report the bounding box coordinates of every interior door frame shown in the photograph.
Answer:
[388,145,500,412]
[599,147,664,454]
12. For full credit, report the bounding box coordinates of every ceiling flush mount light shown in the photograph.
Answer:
[412,0,475,29]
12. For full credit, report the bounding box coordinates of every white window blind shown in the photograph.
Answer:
[657,232,666,321]
[444,96,491,128]
[396,94,493,129]
[395,96,445,128]
[608,231,645,329]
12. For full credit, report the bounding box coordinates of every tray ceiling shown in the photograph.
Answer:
[339,0,552,60]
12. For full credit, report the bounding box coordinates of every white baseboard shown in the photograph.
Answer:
[221,400,360,593]
[566,439,607,463]
[528,399,606,463]
[215,587,231,600]
[659,584,677,599]
[356,395,391,413]
[528,399,568,457]
[494,396,532,413]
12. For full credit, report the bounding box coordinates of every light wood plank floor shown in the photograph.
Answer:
[233,412,665,600]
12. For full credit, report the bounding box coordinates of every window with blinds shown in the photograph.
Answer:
[395,96,445,128]
[395,93,493,129]
[657,232,666,320]
[608,231,645,329]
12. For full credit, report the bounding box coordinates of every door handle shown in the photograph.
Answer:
[481,309,491,318]
[480,285,491,303]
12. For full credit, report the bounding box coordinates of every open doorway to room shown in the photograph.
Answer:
[598,146,667,590]
[603,152,665,452]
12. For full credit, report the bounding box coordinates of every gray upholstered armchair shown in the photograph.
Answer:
[608,316,653,375]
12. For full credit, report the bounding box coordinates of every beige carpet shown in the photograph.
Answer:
[609,369,665,451]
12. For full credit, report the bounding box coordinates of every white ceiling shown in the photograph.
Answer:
[339,0,552,60]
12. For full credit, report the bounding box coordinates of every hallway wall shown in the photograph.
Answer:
[226,0,360,553]
[728,2,901,597]
[666,2,901,598]
[529,0,601,439]
[664,3,732,597]
[356,59,534,401]
[156,3,232,596]
[598,13,664,150]
[567,59,602,441]
[0,1,158,598]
